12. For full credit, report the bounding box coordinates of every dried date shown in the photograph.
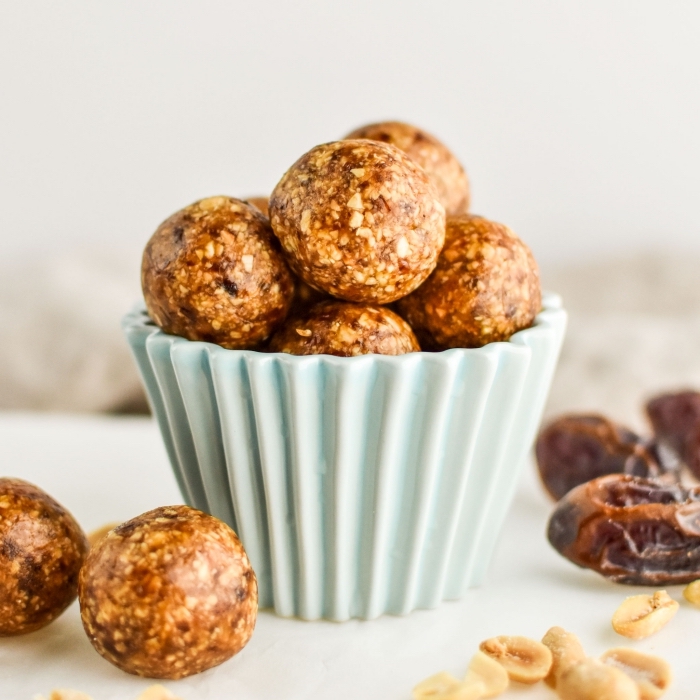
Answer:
[686,429,700,481]
[646,390,700,479]
[536,415,669,501]
[547,474,700,585]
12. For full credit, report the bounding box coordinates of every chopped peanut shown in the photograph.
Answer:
[558,658,639,700]
[612,591,678,639]
[542,626,586,688]
[682,579,700,606]
[412,672,484,700]
[464,650,509,697]
[601,648,671,700]
[479,635,552,684]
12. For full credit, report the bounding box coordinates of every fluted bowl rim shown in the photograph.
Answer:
[123,292,564,366]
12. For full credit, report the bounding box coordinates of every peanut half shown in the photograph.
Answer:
[541,626,586,688]
[682,579,700,606]
[136,686,184,700]
[464,650,509,697]
[479,635,552,684]
[612,591,679,639]
[38,687,185,700]
[557,658,639,700]
[412,671,485,700]
[601,648,671,700]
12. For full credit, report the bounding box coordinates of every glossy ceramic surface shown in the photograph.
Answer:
[123,294,566,620]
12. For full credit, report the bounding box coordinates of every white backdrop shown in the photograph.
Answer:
[1,1,699,270]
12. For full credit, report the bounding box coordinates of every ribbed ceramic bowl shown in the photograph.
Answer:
[123,293,566,621]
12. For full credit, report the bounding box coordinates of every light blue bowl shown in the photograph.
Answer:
[123,294,566,621]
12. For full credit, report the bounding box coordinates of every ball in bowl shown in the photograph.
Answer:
[142,196,294,349]
[290,275,330,314]
[79,505,257,679]
[397,214,541,349]
[269,139,446,304]
[0,478,88,636]
[345,121,470,216]
[246,196,269,218]
[268,300,419,356]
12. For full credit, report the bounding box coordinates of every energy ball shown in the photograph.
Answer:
[0,478,88,636]
[291,276,329,314]
[269,140,446,304]
[79,505,257,680]
[268,300,419,356]
[246,196,269,218]
[397,215,541,349]
[344,121,470,216]
[142,196,294,349]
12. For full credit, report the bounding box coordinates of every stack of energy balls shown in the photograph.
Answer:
[142,121,542,356]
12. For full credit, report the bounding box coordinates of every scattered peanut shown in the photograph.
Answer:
[479,635,552,684]
[557,658,640,700]
[42,692,93,700]
[541,626,586,688]
[601,648,671,700]
[464,650,509,697]
[86,522,120,548]
[36,687,185,700]
[412,672,484,700]
[612,591,679,639]
[136,686,183,700]
[682,579,700,606]
[412,672,463,700]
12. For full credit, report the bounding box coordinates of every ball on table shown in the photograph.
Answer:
[0,478,88,636]
[79,505,257,679]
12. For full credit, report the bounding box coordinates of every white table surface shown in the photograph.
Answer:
[0,413,694,700]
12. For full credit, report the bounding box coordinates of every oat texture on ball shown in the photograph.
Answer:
[397,214,541,349]
[142,196,294,349]
[0,478,88,636]
[79,505,257,680]
[268,300,420,356]
[345,121,470,216]
[269,140,446,304]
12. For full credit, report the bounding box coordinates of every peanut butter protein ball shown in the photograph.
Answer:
[142,196,294,349]
[79,505,257,680]
[397,215,541,349]
[0,478,88,636]
[268,300,419,356]
[345,121,470,216]
[246,196,269,218]
[291,276,329,313]
[269,140,446,304]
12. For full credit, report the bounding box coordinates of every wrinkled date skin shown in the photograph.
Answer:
[536,415,670,501]
[647,391,700,479]
[548,474,700,585]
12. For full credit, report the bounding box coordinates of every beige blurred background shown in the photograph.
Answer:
[1,1,699,433]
